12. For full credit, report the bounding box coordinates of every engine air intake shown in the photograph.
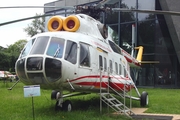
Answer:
[47,16,63,31]
[63,16,80,32]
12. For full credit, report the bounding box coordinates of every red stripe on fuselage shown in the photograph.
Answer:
[67,75,134,92]
[68,75,109,82]
[75,81,134,92]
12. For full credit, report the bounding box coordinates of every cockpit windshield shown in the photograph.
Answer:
[20,36,65,58]
[30,36,50,55]
[46,37,65,58]
[21,38,35,58]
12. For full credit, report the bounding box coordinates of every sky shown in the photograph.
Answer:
[0,0,155,48]
[0,0,54,48]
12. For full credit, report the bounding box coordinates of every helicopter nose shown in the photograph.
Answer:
[16,57,62,85]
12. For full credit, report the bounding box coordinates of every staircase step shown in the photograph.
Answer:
[124,109,131,113]
[106,97,116,101]
[112,103,123,107]
[100,93,109,96]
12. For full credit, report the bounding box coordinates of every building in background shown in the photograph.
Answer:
[44,0,180,88]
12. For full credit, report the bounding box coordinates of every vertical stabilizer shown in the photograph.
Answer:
[135,46,143,62]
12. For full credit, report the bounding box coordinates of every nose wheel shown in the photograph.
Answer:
[52,90,73,112]
[55,100,73,111]
[62,100,72,112]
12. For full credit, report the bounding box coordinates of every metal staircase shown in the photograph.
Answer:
[100,92,134,116]
[99,65,137,117]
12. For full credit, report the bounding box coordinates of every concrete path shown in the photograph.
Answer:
[131,108,180,120]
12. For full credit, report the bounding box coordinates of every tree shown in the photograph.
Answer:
[7,39,27,55]
[24,13,45,37]
[4,39,27,72]
[0,51,10,70]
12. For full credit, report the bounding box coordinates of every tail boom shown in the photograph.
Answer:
[121,46,144,68]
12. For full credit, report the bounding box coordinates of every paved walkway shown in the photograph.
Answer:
[131,108,180,120]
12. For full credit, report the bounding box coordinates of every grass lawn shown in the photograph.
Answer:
[143,88,180,114]
[0,81,180,120]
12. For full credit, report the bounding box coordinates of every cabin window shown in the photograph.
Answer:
[104,57,107,71]
[65,40,77,64]
[30,36,50,55]
[99,55,103,70]
[109,60,113,73]
[115,62,118,74]
[46,37,65,58]
[119,64,122,75]
[124,68,127,77]
[21,38,35,57]
[108,40,121,54]
[80,43,90,67]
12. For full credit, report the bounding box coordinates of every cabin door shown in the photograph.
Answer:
[64,40,78,80]
[77,43,92,89]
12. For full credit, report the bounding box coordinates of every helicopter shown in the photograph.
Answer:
[15,11,148,114]
[3,0,180,114]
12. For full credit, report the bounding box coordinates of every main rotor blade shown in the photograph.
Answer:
[0,14,50,26]
[0,6,76,26]
[0,6,75,9]
[0,10,71,26]
[112,8,180,16]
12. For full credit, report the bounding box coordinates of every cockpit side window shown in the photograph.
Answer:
[46,37,65,58]
[30,36,49,55]
[65,40,77,64]
[80,43,90,67]
[21,38,35,57]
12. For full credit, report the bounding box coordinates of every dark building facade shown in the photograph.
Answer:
[44,0,180,88]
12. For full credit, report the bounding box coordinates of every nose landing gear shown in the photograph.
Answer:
[51,90,73,112]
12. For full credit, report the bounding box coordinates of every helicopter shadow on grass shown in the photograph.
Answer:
[36,94,107,112]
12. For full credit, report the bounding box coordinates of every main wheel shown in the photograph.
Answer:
[62,100,72,112]
[140,91,148,107]
[51,90,59,100]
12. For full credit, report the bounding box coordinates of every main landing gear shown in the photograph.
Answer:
[140,91,148,107]
[51,90,73,112]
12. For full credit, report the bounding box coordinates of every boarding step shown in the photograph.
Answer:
[99,92,134,117]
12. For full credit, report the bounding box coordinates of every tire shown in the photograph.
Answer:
[51,90,58,100]
[55,101,62,111]
[140,91,148,107]
[62,100,72,112]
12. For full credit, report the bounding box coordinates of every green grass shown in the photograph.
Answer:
[0,81,131,120]
[1,81,180,120]
[143,88,180,114]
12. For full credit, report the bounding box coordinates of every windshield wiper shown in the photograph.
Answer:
[54,44,61,57]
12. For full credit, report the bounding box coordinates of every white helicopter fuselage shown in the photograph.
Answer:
[55,31,133,92]
[15,14,140,93]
